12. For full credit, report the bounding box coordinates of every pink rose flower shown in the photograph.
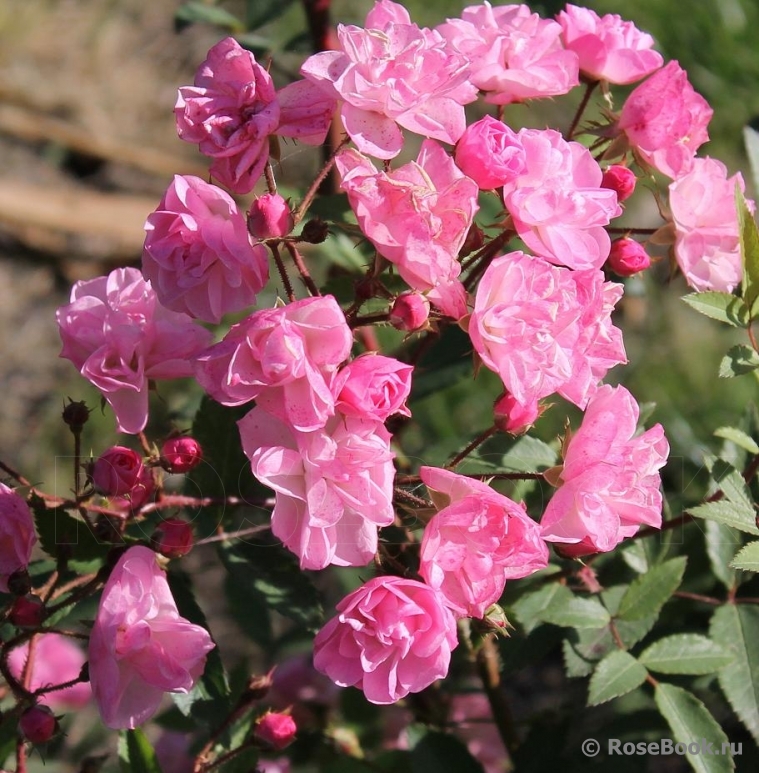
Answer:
[57,268,212,434]
[89,546,215,729]
[111,464,155,514]
[247,193,294,240]
[558,4,663,84]
[142,175,268,324]
[91,446,144,496]
[336,141,478,318]
[419,472,548,618]
[469,252,626,411]
[601,165,637,202]
[194,296,352,432]
[9,634,91,710]
[618,60,712,179]
[300,0,476,159]
[502,128,621,270]
[540,385,669,556]
[607,238,651,276]
[161,437,203,474]
[334,354,413,422]
[389,292,431,332]
[454,116,526,189]
[438,2,579,105]
[669,157,748,293]
[255,712,297,750]
[239,407,395,570]
[0,483,36,592]
[313,576,458,704]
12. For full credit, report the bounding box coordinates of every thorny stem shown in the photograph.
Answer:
[566,80,598,140]
[607,227,659,235]
[293,135,351,224]
[0,458,32,489]
[350,311,390,328]
[447,426,497,469]
[284,241,321,297]
[270,242,296,302]
[195,525,272,546]
[264,162,277,195]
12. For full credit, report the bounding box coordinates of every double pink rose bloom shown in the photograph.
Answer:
[0,483,35,592]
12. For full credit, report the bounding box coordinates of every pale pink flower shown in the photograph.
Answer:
[336,141,478,318]
[618,60,712,179]
[334,354,413,422]
[419,471,548,618]
[247,193,294,240]
[194,296,352,432]
[558,4,663,84]
[142,175,268,324]
[669,157,748,293]
[313,576,458,704]
[502,128,621,270]
[301,0,476,159]
[57,268,212,434]
[454,116,526,190]
[9,634,91,710]
[239,407,395,570]
[540,385,669,556]
[89,546,215,729]
[438,2,579,105]
[92,446,144,496]
[0,483,36,592]
[469,252,626,411]
[607,238,651,276]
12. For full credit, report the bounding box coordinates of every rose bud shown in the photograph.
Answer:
[248,194,294,239]
[601,165,636,202]
[152,518,194,559]
[494,391,541,435]
[254,711,297,750]
[9,595,44,628]
[92,447,144,497]
[62,399,91,432]
[161,437,203,474]
[607,238,651,276]
[19,706,58,744]
[389,293,430,332]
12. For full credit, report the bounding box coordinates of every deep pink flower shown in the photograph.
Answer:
[469,252,626,411]
[89,546,215,729]
[239,407,395,570]
[161,437,203,474]
[111,464,155,513]
[142,175,268,324]
[336,141,478,318]
[92,446,144,496]
[152,518,194,559]
[389,292,431,332]
[540,385,669,556]
[669,157,748,292]
[255,712,297,750]
[0,483,36,593]
[57,268,212,434]
[247,194,294,240]
[334,354,413,422]
[19,707,58,744]
[194,296,352,432]
[601,165,636,202]
[454,116,526,189]
[558,4,663,84]
[502,128,621,270]
[419,471,548,618]
[9,634,91,710]
[493,391,541,435]
[607,238,651,276]
[313,576,458,704]
[438,3,579,105]
[301,0,476,159]
[618,60,712,179]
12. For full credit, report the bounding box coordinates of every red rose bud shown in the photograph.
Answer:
[389,293,430,332]
[152,518,194,558]
[247,194,294,240]
[19,706,58,744]
[161,437,203,474]
[9,595,44,628]
[254,711,297,750]
[607,238,651,277]
[601,165,636,202]
[92,446,144,496]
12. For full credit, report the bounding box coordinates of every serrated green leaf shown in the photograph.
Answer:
[562,639,596,677]
[714,427,759,455]
[682,292,749,327]
[689,500,759,535]
[738,187,759,317]
[710,604,759,744]
[174,1,245,32]
[639,634,732,674]
[500,436,558,472]
[616,557,686,621]
[539,594,611,629]
[655,683,733,773]
[511,583,566,634]
[411,730,485,773]
[119,728,164,773]
[730,540,759,571]
[705,521,742,589]
[708,459,754,511]
[587,650,647,706]
[719,345,759,378]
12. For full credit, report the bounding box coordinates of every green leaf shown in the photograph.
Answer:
[616,557,687,621]
[539,593,611,630]
[511,583,567,634]
[562,639,595,678]
[174,2,245,32]
[689,500,759,535]
[655,683,734,773]
[500,436,558,472]
[587,650,647,706]
[738,187,759,317]
[707,458,754,511]
[714,426,759,455]
[219,539,323,632]
[744,126,759,195]
[119,728,164,773]
[730,540,759,571]
[719,344,759,377]
[711,604,759,744]
[639,634,733,674]
[705,521,742,589]
[411,731,485,773]
[682,291,749,327]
